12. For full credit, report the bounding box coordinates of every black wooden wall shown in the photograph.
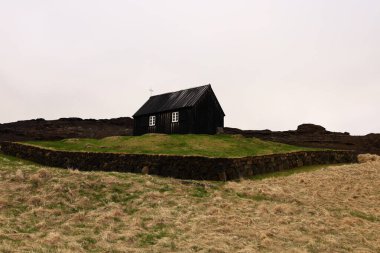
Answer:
[133,90,224,135]
[192,88,224,134]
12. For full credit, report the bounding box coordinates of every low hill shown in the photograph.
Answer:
[0,153,379,252]
[24,134,318,158]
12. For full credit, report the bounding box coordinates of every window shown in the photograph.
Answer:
[172,112,179,123]
[149,116,156,126]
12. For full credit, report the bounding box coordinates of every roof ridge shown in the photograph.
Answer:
[133,84,214,117]
[150,84,211,98]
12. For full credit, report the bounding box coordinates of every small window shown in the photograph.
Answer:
[149,116,156,126]
[172,112,179,123]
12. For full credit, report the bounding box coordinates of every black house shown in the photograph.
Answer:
[133,85,225,135]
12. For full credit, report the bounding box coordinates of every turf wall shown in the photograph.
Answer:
[0,142,358,181]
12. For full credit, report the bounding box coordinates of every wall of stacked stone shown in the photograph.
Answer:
[0,142,358,181]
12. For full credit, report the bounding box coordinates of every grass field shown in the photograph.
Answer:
[0,153,379,252]
[24,134,317,157]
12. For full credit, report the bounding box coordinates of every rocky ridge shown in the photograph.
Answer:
[0,117,133,141]
[224,124,380,155]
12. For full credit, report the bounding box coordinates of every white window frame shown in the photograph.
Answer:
[172,112,179,123]
[149,115,156,126]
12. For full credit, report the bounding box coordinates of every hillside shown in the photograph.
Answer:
[24,134,318,158]
[0,153,379,252]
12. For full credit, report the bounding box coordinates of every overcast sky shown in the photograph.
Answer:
[1,0,379,135]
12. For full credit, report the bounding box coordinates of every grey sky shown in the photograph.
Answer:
[1,0,379,135]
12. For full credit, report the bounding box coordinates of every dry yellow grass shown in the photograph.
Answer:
[0,153,379,252]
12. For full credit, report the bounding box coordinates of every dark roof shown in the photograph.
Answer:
[133,84,223,117]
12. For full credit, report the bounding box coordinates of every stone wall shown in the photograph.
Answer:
[0,142,358,181]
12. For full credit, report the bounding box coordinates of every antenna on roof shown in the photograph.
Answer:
[149,88,154,96]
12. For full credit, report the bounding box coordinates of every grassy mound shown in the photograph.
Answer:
[0,153,379,252]
[25,134,317,157]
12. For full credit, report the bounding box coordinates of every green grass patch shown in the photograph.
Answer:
[158,184,173,193]
[236,192,274,202]
[137,223,170,246]
[79,236,97,251]
[23,134,318,158]
[0,153,39,171]
[350,210,380,222]
[191,186,210,198]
